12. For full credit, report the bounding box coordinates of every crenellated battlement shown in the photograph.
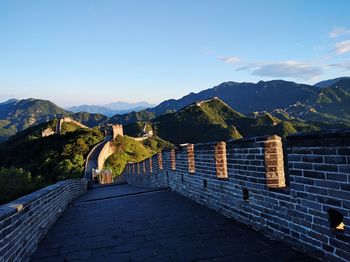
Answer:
[121,130,350,261]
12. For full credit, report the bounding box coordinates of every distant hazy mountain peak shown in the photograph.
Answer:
[0,99,19,105]
[314,77,350,88]
[149,79,319,116]
[67,101,156,117]
[0,98,69,141]
[1,77,350,142]
[103,101,156,110]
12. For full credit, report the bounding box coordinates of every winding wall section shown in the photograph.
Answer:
[56,117,89,135]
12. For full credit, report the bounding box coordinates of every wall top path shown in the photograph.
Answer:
[287,128,350,147]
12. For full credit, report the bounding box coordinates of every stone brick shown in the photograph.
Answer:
[264,136,285,188]
[324,156,347,164]
[149,158,153,173]
[337,148,350,155]
[293,163,313,170]
[158,152,163,170]
[326,173,347,182]
[339,166,350,174]
[314,164,338,173]
[301,155,324,163]
[215,142,228,179]
[187,144,195,174]
[303,171,326,180]
[340,183,350,191]
[170,149,176,170]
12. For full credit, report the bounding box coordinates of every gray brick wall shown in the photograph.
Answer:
[0,179,87,261]
[121,130,350,261]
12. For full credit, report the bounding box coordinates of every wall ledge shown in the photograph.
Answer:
[0,178,87,261]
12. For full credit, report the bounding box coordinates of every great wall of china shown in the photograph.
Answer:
[55,117,89,135]
[42,117,124,183]
[0,128,349,261]
[84,124,123,183]
[121,130,350,261]
[41,116,89,137]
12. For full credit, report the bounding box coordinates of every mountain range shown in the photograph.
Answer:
[314,77,350,88]
[107,77,350,126]
[148,98,323,143]
[0,77,349,142]
[0,98,67,141]
[67,101,155,117]
[0,99,107,141]
[149,80,318,115]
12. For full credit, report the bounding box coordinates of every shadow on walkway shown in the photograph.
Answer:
[31,184,317,262]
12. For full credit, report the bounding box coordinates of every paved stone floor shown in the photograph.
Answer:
[74,183,164,203]
[31,184,317,262]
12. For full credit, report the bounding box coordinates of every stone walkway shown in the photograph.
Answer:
[31,184,317,261]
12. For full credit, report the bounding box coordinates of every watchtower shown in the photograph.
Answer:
[105,124,124,140]
[112,124,123,139]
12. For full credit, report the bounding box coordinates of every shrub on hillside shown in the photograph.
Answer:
[0,167,44,205]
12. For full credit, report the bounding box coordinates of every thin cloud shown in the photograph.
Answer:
[236,62,264,71]
[328,61,350,70]
[329,27,350,38]
[219,56,240,64]
[334,40,350,54]
[236,66,251,71]
[240,61,323,80]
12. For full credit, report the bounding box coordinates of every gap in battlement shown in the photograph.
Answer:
[203,179,208,189]
[243,188,249,202]
[282,143,291,188]
[328,209,345,231]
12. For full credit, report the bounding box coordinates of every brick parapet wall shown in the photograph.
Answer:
[97,141,115,170]
[121,130,350,261]
[287,130,350,260]
[0,179,87,261]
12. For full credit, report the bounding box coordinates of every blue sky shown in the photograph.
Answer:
[0,0,349,107]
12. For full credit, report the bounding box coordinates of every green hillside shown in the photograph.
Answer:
[152,99,243,143]
[278,80,350,125]
[151,98,323,144]
[109,110,155,125]
[0,124,104,204]
[0,119,171,204]
[0,98,111,141]
[123,121,153,137]
[0,98,69,141]
[71,112,108,127]
[104,135,172,176]
[281,102,348,124]
[111,79,350,127]
[313,83,350,120]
